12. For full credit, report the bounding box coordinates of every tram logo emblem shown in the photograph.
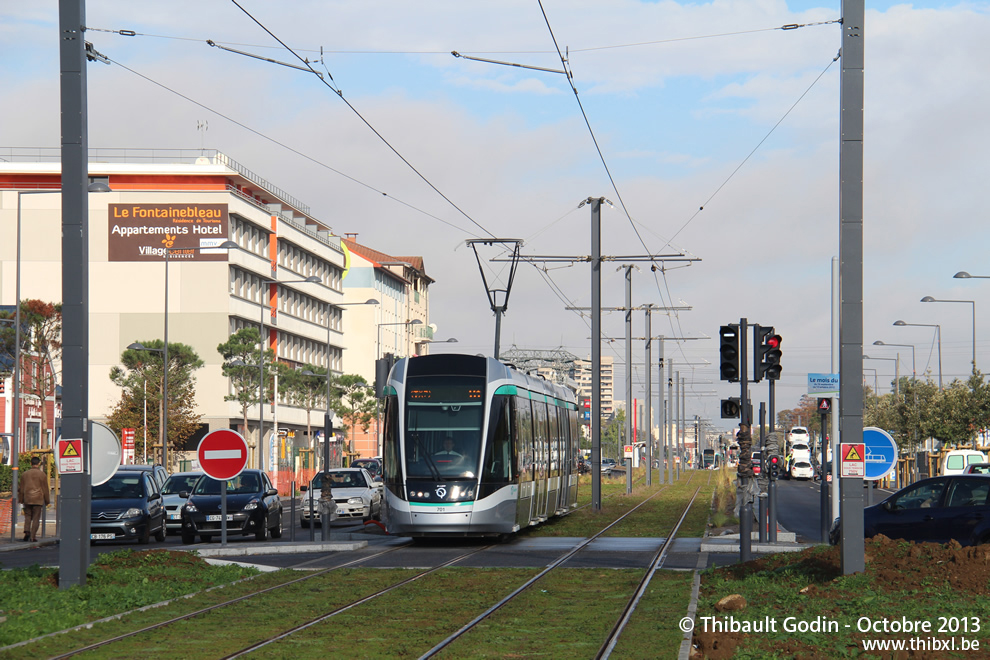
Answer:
[436,486,447,499]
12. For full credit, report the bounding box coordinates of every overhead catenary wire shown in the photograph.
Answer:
[102,57,481,238]
[228,0,498,241]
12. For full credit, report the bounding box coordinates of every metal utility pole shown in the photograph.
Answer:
[739,317,752,562]
[656,336,664,484]
[645,311,652,486]
[839,0,866,576]
[622,265,634,494]
[59,0,92,588]
[667,362,674,485]
[590,200,603,511]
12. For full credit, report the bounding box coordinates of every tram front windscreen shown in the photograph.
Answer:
[405,376,485,479]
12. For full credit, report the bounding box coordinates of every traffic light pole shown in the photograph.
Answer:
[739,317,752,563]
[769,378,778,541]
[820,407,830,542]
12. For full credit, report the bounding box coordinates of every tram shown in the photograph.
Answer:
[381,353,580,537]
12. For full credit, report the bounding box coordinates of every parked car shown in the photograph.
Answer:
[179,469,282,543]
[300,468,382,527]
[350,457,382,479]
[601,458,617,474]
[90,469,166,544]
[161,471,203,534]
[829,475,990,546]
[790,460,815,480]
[963,463,990,475]
[942,450,988,475]
[117,464,169,491]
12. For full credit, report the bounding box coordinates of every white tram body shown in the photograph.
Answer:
[381,354,580,537]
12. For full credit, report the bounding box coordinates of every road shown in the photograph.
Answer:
[773,478,894,543]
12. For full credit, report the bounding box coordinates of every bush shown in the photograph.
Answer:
[0,464,11,493]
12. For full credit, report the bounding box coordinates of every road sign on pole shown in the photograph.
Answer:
[840,443,866,477]
[862,427,898,481]
[197,429,249,481]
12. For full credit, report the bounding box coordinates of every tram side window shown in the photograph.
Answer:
[547,404,560,474]
[515,395,534,481]
[482,395,516,483]
[383,395,400,483]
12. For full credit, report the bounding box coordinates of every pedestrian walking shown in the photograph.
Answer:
[18,456,50,542]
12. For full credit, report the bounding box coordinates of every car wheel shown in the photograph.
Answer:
[154,520,166,542]
[271,513,283,539]
[255,520,268,542]
[181,531,195,544]
[138,525,151,544]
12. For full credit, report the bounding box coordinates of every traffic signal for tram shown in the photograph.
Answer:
[768,454,782,480]
[754,325,783,381]
[720,397,740,419]
[719,325,739,382]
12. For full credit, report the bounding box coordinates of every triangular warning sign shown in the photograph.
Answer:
[844,445,862,461]
[819,399,830,410]
[61,442,79,458]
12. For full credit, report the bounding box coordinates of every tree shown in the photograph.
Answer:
[333,374,376,458]
[0,300,62,448]
[217,327,274,448]
[108,339,203,468]
[280,363,329,449]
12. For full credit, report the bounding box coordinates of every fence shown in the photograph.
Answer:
[0,498,11,535]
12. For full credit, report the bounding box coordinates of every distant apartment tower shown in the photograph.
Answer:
[573,355,614,418]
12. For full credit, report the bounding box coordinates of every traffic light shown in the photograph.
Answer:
[754,325,783,381]
[768,454,782,479]
[719,325,739,382]
[720,397,740,419]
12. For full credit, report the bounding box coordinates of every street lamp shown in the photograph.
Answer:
[872,340,916,378]
[8,185,108,543]
[255,275,321,472]
[127,342,167,466]
[894,320,942,389]
[863,355,899,395]
[921,295,976,370]
[153,239,239,471]
[377,319,424,359]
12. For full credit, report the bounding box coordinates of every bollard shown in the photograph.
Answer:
[290,480,296,543]
[758,492,767,543]
[740,502,752,562]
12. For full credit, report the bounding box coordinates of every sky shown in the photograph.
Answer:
[2,1,989,431]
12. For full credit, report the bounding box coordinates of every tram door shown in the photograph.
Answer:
[567,406,580,506]
[514,396,535,529]
[532,399,549,521]
[545,405,560,518]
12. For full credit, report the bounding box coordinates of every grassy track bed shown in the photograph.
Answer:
[247,568,540,659]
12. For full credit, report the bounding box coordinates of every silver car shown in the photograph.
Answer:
[161,471,204,534]
[300,468,382,526]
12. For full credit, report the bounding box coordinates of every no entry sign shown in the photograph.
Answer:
[197,429,249,480]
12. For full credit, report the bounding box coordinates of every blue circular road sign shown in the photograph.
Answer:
[863,427,897,480]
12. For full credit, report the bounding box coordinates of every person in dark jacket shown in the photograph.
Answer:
[18,456,50,542]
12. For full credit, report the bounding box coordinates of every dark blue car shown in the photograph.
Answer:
[830,475,990,546]
[179,469,282,543]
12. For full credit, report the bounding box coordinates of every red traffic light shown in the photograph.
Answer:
[766,335,781,349]
[769,455,780,466]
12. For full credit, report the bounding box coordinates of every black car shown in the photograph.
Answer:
[829,475,990,546]
[179,469,283,543]
[90,470,167,544]
[350,458,382,479]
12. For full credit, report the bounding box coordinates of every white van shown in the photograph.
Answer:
[942,450,988,475]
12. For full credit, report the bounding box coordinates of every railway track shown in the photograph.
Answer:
[30,472,708,659]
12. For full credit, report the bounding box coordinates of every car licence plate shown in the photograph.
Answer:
[206,514,234,522]
[90,533,115,540]
[168,513,181,520]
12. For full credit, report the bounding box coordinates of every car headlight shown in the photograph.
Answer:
[348,497,364,505]
[123,508,143,518]
[244,499,260,511]
[184,503,198,513]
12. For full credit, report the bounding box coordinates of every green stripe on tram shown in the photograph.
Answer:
[409,501,474,508]
[494,385,517,396]
[383,385,396,396]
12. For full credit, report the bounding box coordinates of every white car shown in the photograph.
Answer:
[300,468,383,526]
[790,461,815,480]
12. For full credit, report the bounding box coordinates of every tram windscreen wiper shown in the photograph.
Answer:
[409,432,442,480]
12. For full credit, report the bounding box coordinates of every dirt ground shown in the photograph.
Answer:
[692,535,990,659]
